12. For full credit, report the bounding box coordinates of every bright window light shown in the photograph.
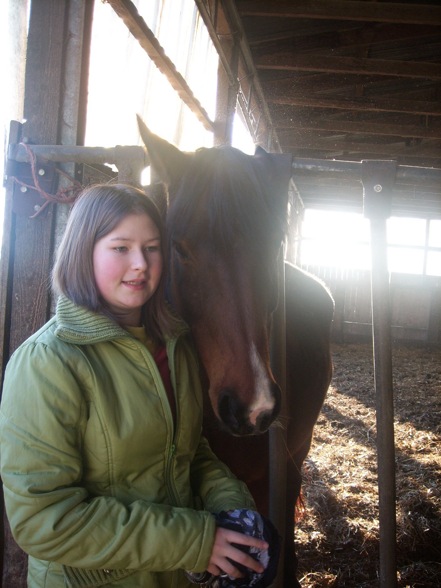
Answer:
[85,1,217,151]
[388,247,425,275]
[299,210,441,276]
[388,217,426,246]
[427,251,441,276]
[429,220,441,247]
[300,210,371,270]
[232,114,255,154]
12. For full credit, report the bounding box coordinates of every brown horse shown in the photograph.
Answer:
[138,117,334,585]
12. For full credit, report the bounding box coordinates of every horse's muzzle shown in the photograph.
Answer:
[217,383,281,436]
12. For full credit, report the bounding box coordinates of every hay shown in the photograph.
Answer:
[296,342,441,587]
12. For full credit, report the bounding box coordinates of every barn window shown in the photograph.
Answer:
[232,114,255,154]
[300,210,371,271]
[300,210,441,277]
[85,0,218,151]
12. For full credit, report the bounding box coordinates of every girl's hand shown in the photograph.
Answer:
[207,527,268,578]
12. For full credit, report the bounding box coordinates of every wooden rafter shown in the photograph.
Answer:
[268,93,441,117]
[105,0,215,132]
[257,54,441,80]
[237,0,441,26]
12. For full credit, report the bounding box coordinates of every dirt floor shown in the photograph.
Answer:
[295,342,441,588]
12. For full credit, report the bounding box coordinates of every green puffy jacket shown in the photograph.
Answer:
[0,297,255,588]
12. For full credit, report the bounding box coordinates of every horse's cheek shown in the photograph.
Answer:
[171,264,201,321]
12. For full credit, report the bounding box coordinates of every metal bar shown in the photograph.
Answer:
[362,160,397,588]
[8,143,146,165]
[293,157,441,187]
[11,144,441,188]
[7,143,148,184]
[269,247,287,588]
[8,145,441,187]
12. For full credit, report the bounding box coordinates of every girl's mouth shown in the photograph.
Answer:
[123,280,146,288]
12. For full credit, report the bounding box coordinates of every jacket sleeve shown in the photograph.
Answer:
[0,341,215,573]
[190,435,256,514]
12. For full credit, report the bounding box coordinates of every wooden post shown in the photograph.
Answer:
[0,1,91,585]
[362,160,398,588]
[211,5,240,146]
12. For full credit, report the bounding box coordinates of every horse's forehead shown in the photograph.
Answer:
[168,146,287,253]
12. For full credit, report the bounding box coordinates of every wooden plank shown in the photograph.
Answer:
[428,284,441,344]
[283,135,441,160]
[307,267,441,345]
[237,0,441,26]
[391,283,432,341]
[2,0,66,582]
[7,0,66,353]
[105,0,214,132]
[268,92,441,117]
[275,118,441,141]
[257,54,441,80]
[1,1,89,585]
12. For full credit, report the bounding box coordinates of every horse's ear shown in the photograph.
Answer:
[144,182,168,222]
[137,115,190,190]
[254,145,268,156]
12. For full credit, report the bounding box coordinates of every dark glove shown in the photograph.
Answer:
[185,509,280,588]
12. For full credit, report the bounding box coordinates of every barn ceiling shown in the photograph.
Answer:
[107,0,441,218]
[231,0,441,218]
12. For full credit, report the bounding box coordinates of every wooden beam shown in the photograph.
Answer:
[257,54,441,80]
[106,0,214,132]
[275,119,441,140]
[268,93,441,116]
[237,1,441,26]
[5,0,64,356]
[262,74,437,101]
[283,132,441,153]
[1,2,91,587]
[250,23,439,50]
[282,135,441,159]
[295,175,441,196]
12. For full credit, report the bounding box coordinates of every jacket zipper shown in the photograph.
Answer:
[164,337,181,506]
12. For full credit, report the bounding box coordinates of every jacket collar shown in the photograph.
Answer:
[54,296,130,345]
[54,296,190,346]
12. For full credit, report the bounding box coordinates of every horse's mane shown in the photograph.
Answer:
[167,145,289,252]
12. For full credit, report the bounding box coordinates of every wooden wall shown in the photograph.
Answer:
[304,265,441,346]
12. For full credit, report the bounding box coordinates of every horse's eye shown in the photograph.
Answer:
[173,240,190,261]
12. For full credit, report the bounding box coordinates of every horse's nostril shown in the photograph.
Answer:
[218,388,252,435]
[218,388,239,427]
[218,386,282,435]
[256,410,273,433]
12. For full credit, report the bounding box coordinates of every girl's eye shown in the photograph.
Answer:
[145,245,160,253]
[114,246,127,253]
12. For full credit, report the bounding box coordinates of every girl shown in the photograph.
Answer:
[0,184,268,587]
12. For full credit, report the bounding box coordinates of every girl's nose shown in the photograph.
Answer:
[132,250,148,270]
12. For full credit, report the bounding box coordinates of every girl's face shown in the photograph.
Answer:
[93,213,163,326]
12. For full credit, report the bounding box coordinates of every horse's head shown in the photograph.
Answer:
[138,117,292,436]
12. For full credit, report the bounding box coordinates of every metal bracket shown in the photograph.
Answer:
[6,132,150,218]
[362,160,397,220]
[7,158,58,217]
[8,142,148,185]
